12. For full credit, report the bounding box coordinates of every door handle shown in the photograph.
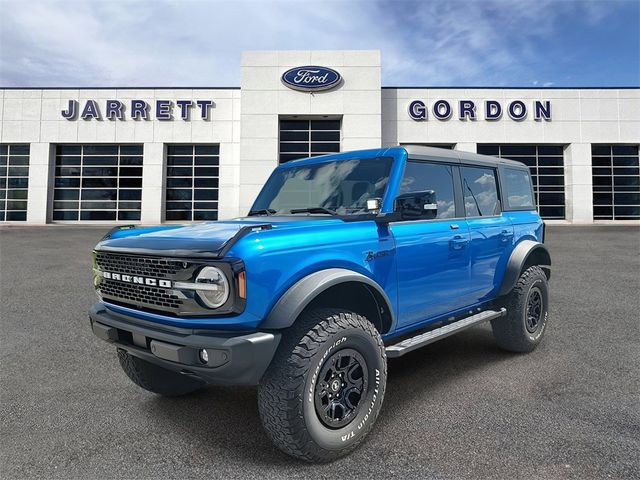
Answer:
[500,230,514,242]
[450,234,469,250]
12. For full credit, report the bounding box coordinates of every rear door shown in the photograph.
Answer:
[460,165,514,303]
[391,160,472,328]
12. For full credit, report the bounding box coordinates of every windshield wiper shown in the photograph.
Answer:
[290,207,338,216]
[247,208,276,216]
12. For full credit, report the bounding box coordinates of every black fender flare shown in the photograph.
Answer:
[261,268,395,332]
[498,240,551,296]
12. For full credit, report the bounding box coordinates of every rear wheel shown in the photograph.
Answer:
[492,265,549,353]
[117,349,204,396]
[258,309,387,463]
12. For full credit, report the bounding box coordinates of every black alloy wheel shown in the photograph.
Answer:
[526,287,543,333]
[314,348,368,429]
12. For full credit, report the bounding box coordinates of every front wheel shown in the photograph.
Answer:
[491,265,550,353]
[258,309,387,463]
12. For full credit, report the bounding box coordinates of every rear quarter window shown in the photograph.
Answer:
[504,168,535,209]
[460,166,500,217]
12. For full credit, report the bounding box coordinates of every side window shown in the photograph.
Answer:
[504,168,535,209]
[460,166,499,217]
[399,161,456,219]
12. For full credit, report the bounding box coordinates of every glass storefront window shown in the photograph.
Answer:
[0,144,30,221]
[592,145,640,220]
[53,145,143,221]
[165,144,219,221]
[279,119,341,164]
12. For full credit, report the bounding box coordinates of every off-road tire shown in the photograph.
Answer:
[258,309,387,463]
[492,265,549,353]
[117,349,204,396]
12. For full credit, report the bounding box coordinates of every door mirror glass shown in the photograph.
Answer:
[394,190,437,220]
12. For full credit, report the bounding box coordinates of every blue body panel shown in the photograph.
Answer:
[95,147,544,340]
[466,215,514,303]
[98,220,267,256]
[391,218,472,327]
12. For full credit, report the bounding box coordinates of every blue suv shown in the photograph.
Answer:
[90,145,551,462]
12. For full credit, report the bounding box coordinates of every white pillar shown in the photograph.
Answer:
[564,143,593,224]
[217,142,241,220]
[26,143,54,224]
[140,142,165,224]
[455,142,477,153]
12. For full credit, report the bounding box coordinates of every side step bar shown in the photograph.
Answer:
[385,308,507,358]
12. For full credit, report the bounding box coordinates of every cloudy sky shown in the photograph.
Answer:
[0,0,638,87]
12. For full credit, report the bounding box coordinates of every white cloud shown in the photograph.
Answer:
[0,0,629,87]
[475,173,496,186]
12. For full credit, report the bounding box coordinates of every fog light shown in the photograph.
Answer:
[199,349,209,364]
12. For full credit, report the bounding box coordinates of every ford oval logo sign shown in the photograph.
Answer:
[281,66,342,92]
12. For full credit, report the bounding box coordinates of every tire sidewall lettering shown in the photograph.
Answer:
[350,368,380,438]
[308,336,347,404]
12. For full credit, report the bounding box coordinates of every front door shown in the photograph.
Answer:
[391,160,471,329]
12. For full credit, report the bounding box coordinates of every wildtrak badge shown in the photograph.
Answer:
[281,66,342,92]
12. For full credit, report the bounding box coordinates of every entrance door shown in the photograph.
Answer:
[391,160,471,329]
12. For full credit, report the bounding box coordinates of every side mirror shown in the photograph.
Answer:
[394,190,437,220]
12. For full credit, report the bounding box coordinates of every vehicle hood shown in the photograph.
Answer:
[94,217,344,258]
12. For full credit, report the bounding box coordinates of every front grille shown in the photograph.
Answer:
[99,279,183,310]
[95,252,183,279]
[93,251,240,317]
[94,252,193,313]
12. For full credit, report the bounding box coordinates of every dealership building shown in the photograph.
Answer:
[1,50,638,225]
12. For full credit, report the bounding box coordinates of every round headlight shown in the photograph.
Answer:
[195,266,229,308]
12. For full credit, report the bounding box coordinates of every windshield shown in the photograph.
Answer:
[251,157,393,215]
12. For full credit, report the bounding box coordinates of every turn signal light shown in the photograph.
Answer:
[238,271,247,299]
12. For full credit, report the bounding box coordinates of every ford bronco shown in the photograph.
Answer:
[90,145,551,462]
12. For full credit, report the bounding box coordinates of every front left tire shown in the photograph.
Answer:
[258,308,387,463]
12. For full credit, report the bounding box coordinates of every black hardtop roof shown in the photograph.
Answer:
[279,145,529,169]
[401,145,528,169]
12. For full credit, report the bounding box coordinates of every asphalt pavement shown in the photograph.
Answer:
[1,225,639,479]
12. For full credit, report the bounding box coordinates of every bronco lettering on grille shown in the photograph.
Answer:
[101,271,172,288]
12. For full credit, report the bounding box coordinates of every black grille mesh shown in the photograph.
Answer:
[95,252,183,278]
[95,252,187,310]
[99,279,182,310]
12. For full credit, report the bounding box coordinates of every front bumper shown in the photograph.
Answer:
[89,303,281,385]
